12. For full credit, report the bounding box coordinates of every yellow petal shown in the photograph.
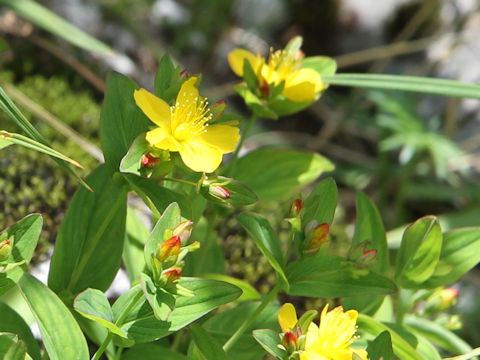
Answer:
[228,48,259,76]
[172,77,199,129]
[353,348,369,360]
[278,303,298,333]
[283,68,323,102]
[305,321,319,349]
[179,140,223,173]
[145,128,179,151]
[198,124,240,153]
[134,88,171,128]
[300,350,328,360]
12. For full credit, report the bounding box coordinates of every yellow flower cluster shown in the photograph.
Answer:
[278,303,368,360]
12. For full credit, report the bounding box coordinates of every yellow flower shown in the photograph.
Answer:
[134,77,240,173]
[228,41,324,102]
[301,305,368,360]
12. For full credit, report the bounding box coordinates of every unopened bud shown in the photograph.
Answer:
[295,49,305,62]
[173,220,194,243]
[305,223,329,253]
[164,268,181,285]
[290,199,303,217]
[361,249,377,264]
[259,79,270,98]
[210,185,230,200]
[156,236,181,265]
[141,152,160,168]
[211,100,227,122]
[180,69,189,78]
[282,331,298,353]
[0,239,12,262]
[440,288,459,309]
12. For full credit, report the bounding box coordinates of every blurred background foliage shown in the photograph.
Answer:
[1,0,480,350]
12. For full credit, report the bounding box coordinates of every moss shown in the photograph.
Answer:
[0,73,101,262]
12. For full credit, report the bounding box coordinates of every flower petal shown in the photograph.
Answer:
[300,349,328,360]
[278,303,298,333]
[146,128,179,151]
[283,68,323,102]
[172,77,200,129]
[134,88,171,128]
[228,48,259,76]
[198,124,240,153]
[179,140,223,173]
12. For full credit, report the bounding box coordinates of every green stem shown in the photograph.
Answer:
[161,177,198,187]
[226,113,257,176]
[91,333,113,360]
[223,284,280,352]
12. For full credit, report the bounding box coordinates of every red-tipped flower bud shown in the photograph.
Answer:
[0,239,12,262]
[362,249,377,264]
[141,152,160,168]
[180,69,189,78]
[173,220,194,243]
[164,268,182,285]
[282,331,298,353]
[290,199,303,217]
[209,185,230,200]
[156,236,181,265]
[440,288,459,309]
[305,223,329,253]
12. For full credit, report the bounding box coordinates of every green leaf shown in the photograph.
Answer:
[0,131,82,168]
[122,344,187,360]
[423,227,480,288]
[201,274,260,302]
[302,177,338,226]
[357,314,423,360]
[123,174,193,218]
[0,214,42,296]
[366,331,394,360]
[100,73,151,175]
[144,203,181,271]
[267,96,313,117]
[0,333,17,355]
[203,302,280,360]
[0,85,89,189]
[119,134,149,175]
[238,212,289,291]
[74,288,127,338]
[405,316,472,355]
[301,56,337,76]
[0,135,12,150]
[116,278,241,343]
[18,274,89,360]
[140,273,176,321]
[232,149,334,200]
[48,165,127,295]
[233,85,278,119]
[123,208,150,283]
[0,303,41,360]
[352,193,389,272]
[155,54,181,103]
[395,216,442,288]
[0,0,111,53]
[3,340,27,360]
[444,348,480,360]
[287,254,396,297]
[190,324,229,360]
[252,329,286,359]
[322,73,480,99]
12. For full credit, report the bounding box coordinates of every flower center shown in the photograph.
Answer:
[171,97,212,141]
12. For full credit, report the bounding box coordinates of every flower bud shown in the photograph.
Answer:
[164,268,181,285]
[156,236,181,266]
[141,152,160,168]
[440,288,459,309]
[361,249,377,264]
[210,185,230,200]
[290,199,303,217]
[304,222,329,253]
[282,331,298,354]
[180,69,189,78]
[173,220,194,243]
[0,239,12,262]
[211,99,227,122]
